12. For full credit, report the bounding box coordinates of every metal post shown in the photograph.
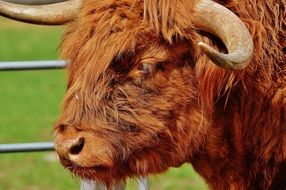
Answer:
[138,177,149,190]
[80,180,101,190]
[80,180,125,190]
[112,181,125,190]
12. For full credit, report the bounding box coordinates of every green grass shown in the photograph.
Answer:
[0,18,207,190]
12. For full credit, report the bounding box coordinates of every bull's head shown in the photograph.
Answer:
[0,0,253,185]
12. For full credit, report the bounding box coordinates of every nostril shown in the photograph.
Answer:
[70,138,85,155]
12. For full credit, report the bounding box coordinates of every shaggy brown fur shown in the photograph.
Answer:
[55,0,286,189]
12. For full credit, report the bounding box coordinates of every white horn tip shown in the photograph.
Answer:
[198,42,218,56]
[198,41,233,69]
[198,41,250,70]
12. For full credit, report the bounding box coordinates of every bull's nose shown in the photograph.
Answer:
[55,126,113,168]
[55,137,85,158]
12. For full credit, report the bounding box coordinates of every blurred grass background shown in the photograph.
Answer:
[0,17,207,190]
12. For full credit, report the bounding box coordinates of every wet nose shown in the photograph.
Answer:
[55,137,85,158]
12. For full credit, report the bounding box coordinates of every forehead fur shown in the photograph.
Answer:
[62,1,144,84]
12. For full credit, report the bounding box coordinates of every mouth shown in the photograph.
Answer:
[59,156,111,181]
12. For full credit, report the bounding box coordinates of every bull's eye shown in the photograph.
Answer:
[138,62,155,76]
[128,61,163,84]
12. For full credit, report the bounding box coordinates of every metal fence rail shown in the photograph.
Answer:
[0,60,66,71]
[0,60,149,190]
[0,142,54,153]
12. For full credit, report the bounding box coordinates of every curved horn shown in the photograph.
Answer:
[0,0,81,25]
[193,0,254,70]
